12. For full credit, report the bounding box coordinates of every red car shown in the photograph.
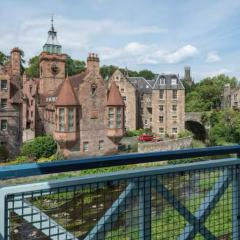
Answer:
[138,134,154,142]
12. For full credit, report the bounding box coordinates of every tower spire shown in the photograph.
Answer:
[43,16,62,54]
[51,15,54,31]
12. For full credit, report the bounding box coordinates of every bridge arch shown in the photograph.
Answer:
[185,112,207,141]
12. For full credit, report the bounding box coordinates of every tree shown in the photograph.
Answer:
[25,56,40,78]
[65,55,85,76]
[185,74,237,112]
[100,65,118,80]
[0,51,9,66]
[138,69,155,79]
[203,109,240,145]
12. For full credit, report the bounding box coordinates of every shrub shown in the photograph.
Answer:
[0,145,9,161]
[15,155,29,164]
[125,128,152,137]
[178,130,193,139]
[21,135,57,160]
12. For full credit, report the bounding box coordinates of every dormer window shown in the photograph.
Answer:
[160,77,165,85]
[171,78,177,85]
[91,84,97,96]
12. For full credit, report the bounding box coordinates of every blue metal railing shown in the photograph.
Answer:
[1,145,240,180]
[1,145,240,240]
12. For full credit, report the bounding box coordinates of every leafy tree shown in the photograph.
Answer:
[186,74,237,112]
[21,135,57,160]
[25,56,40,78]
[204,109,240,145]
[0,51,9,66]
[100,65,118,80]
[138,69,155,79]
[65,55,85,76]
[100,65,154,80]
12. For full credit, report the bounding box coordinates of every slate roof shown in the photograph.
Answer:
[127,74,184,92]
[127,77,152,93]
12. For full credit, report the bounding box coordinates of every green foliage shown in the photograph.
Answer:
[177,130,193,138]
[192,140,206,148]
[100,65,155,80]
[65,55,85,76]
[205,109,240,145]
[15,155,28,164]
[0,51,9,66]
[125,128,152,137]
[100,65,118,80]
[21,135,57,160]
[25,56,40,78]
[186,74,237,112]
[0,145,9,161]
[138,69,155,79]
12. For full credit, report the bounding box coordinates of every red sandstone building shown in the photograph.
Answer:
[1,20,125,157]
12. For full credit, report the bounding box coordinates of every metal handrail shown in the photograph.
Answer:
[0,145,240,180]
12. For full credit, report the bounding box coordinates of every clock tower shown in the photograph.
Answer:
[39,17,66,95]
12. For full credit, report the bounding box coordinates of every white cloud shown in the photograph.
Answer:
[206,52,221,63]
[100,42,198,65]
[0,17,166,62]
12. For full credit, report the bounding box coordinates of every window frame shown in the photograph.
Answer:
[68,108,74,132]
[0,80,7,90]
[59,108,65,132]
[83,141,89,152]
[1,99,7,109]
[1,119,7,131]
[172,90,177,99]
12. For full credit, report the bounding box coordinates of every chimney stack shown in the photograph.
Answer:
[87,53,100,73]
[11,47,21,76]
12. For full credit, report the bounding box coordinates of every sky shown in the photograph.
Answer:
[1,0,240,81]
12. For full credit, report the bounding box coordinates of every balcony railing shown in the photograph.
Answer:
[1,145,240,239]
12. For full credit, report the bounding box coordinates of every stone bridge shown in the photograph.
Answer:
[185,112,209,141]
[185,112,203,124]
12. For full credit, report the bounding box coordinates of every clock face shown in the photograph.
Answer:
[51,63,59,75]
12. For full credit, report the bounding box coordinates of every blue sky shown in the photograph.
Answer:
[1,0,240,80]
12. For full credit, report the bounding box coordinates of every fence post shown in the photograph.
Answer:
[0,189,6,240]
[139,177,151,240]
[232,154,240,239]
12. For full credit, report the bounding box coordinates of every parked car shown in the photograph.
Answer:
[138,134,154,142]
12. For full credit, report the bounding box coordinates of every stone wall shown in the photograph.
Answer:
[138,137,192,153]
[22,129,35,142]
[109,70,137,130]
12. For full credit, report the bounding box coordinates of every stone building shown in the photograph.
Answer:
[0,48,22,157]
[0,19,186,158]
[21,20,125,157]
[183,66,194,87]
[222,84,240,110]
[109,71,185,137]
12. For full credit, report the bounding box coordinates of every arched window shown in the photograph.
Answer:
[91,84,97,96]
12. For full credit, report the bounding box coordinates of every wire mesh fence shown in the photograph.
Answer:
[5,163,238,240]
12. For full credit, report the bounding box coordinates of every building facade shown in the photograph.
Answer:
[0,20,124,158]
[222,84,240,110]
[0,19,186,158]
[0,48,22,157]
[110,71,185,137]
